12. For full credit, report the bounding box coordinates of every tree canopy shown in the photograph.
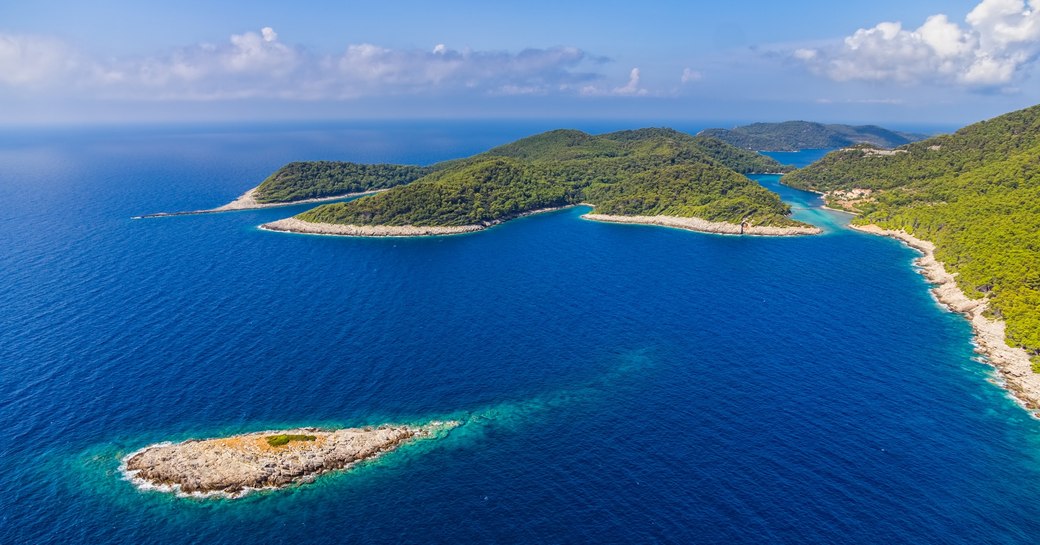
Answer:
[254,162,432,203]
[293,128,804,228]
[700,121,927,152]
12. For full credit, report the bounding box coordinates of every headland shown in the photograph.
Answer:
[133,187,381,219]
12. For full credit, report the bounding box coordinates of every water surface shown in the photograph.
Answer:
[1,124,1039,544]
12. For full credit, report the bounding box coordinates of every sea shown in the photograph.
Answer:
[2,121,1040,544]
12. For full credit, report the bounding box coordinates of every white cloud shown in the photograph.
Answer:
[334,43,598,96]
[581,67,648,96]
[83,26,303,97]
[0,27,612,101]
[224,26,297,74]
[795,0,1040,87]
[793,48,817,61]
[0,33,77,86]
[614,67,647,95]
[680,67,703,83]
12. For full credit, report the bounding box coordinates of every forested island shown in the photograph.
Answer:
[699,121,926,152]
[783,104,1040,409]
[261,128,821,237]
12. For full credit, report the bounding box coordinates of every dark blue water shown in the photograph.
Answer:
[2,124,1040,544]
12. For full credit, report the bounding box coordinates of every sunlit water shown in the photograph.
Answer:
[2,125,1039,544]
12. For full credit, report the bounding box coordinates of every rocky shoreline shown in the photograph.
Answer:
[261,207,821,238]
[581,213,823,236]
[851,224,1040,414]
[212,187,385,212]
[259,206,575,237]
[134,187,381,219]
[260,217,487,236]
[122,422,457,498]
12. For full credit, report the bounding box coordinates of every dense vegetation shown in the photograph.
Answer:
[254,162,432,203]
[296,128,804,228]
[266,434,317,447]
[700,121,926,151]
[478,128,792,174]
[302,158,575,226]
[583,164,795,224]
[685,135,796,174]
[782,104,1040,369]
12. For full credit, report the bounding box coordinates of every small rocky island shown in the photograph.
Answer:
[123,422,457,497]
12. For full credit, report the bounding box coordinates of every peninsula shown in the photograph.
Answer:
[783,104,1040,412]
[134,161,431,218]
[261,128,821,237]
[699,121,927,152]
[122,422,457,497]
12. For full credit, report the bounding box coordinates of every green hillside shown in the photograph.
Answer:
[253,162,433,203]
[700,121,926,152]
[782,104,1040,369]
[293,128,803,229]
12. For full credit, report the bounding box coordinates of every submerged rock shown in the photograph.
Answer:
[123,422,455,497]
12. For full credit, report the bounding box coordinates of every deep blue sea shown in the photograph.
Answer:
[2,122,1040,544]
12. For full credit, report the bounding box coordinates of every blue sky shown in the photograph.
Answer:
[2,0,1038,126]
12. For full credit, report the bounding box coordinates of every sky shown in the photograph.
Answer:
[2,0,1039,126]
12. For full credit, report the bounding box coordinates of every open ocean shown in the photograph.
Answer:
[2,122,1040,544]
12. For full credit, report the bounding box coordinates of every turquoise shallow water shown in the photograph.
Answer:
[2,124,1040,543]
